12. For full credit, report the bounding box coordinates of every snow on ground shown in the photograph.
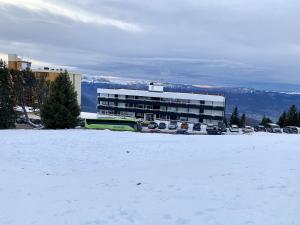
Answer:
[0,130,299,225]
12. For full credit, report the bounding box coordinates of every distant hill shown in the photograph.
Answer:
[81,80,300,123]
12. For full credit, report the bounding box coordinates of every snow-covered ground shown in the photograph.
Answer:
[0,130,299,225]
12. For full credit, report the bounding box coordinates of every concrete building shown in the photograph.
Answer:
[8,54,31,71]
[7,54,82,106]
[32,68,82,106]
[97,83,226,124]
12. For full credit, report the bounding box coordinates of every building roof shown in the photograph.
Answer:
[97,88,225,102]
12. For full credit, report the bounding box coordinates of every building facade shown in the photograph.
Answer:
[98,84,226,124]
[7,54,82,106]
[32,68,82,106]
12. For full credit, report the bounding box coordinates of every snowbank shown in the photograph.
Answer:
[0,130,299,225]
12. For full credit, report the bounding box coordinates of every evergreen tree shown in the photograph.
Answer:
[229,106,240,126]
[0,60,16,129]
[286,105,298,126]
[277,111,287,128]
[298,111,300,127]
[239,113,246,128]
[41,71,80,129]
[260,115,272,127]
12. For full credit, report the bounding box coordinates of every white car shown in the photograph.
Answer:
[242,126,253,133]
[168,121,178,130]
[230,125,239,132]
[266,123,281,133]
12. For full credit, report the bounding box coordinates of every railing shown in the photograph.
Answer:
[98,97,225,110]
[98,96,224,107]
[98,104,224,117]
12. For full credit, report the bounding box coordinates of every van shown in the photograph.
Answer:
[266,123,281,133]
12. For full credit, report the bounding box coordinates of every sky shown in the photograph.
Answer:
[0,0,299,91]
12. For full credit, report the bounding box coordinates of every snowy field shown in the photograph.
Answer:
[0,130,300,225]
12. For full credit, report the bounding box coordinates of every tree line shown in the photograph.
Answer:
[0,59,80,129]
[229,105,300,128]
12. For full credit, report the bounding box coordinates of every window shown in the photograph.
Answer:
[126,95,135,99]
[100,101,109,105]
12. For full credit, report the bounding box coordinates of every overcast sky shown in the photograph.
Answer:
[0,0,299,91]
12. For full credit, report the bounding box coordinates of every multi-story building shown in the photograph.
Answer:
[7,54,82,106]
[32,68,82,106]
[8,54,31,71]
[98,83,226,124]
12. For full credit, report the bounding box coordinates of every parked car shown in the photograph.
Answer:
[158,122,167,129]
[148,121,158,129]
[283,126,299,134]
[218,122,227,133]
[229,124,239,132]
[254,125,266,132]
[176,129,189,135]
[193,123,201,131]
[266,123,281,133]
[242,126,253,133]
[180,122,189,130]
[29,118,41,125]
[16,117,27,124]
[206,124,222,135]
[168,121,178,130]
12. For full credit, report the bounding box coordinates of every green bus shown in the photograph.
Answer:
[84,117,141,132]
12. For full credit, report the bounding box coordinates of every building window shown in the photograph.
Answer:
[126,95,135,99]
[100,101,109,105]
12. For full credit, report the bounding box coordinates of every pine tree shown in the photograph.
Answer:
[286,105,298,126]
[277,111,287,128]
[41,71,80,129]
[239,113,246,128]
[260,115,272,127]
[229,106,240,126]
[0,60,16,129]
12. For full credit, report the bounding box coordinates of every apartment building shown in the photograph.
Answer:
[7,54,82,105]
[98,83,226,124]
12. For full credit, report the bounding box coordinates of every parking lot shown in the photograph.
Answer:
[141,120,300,135]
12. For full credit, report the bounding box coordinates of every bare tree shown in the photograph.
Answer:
[11,69,39,127]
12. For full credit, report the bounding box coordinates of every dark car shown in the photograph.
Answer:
[29,118,41,125]
[283,126,298,134]
[218,122,227,133]
[16,117,27,124]
[193,123,201,131]
[254,125,266,132]
[176,129,189,135]
[148,122,158,129]
[158,122,167,129]
[206,124,222,135]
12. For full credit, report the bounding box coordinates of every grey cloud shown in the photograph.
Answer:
[0,0,299,91]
